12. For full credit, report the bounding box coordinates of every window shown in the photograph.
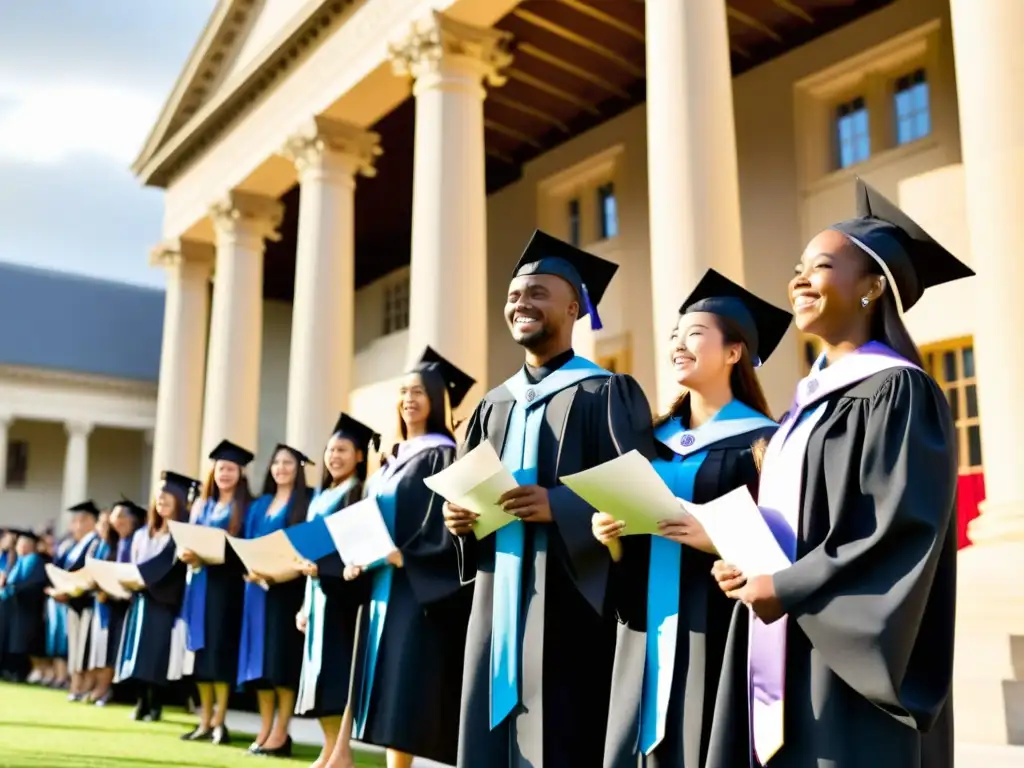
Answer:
[382,278,410,335]
[597,183,618,240]
[5,440,28,488]
[835,96,870,169]
[567,198,581,246]
[922,338,982,473]
[893,68,930,145]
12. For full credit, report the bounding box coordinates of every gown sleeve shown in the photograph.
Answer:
[452,400,486,584]
[771,368,957,730]
[548,374,657,614]
[138,540,187,608]
[396,446,465,605]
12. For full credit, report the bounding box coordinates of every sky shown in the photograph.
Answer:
[0,0,217,288]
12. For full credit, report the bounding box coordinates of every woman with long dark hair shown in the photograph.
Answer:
[593,269,791,767]
[706,180,970,768]
[295,413,379,768]
[346,347,474,768]
[179,439,253,745]
[84,508,118,704]
[235,444,312,757]
[115,472,198,723]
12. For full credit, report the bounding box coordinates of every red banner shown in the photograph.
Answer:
[956,472,985,549]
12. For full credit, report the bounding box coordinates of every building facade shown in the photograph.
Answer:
[0,263,162,531]
[135,0,1023,745]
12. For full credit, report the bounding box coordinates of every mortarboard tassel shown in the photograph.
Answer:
[581,283,603,331]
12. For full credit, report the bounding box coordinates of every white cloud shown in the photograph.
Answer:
[0,82,161,166]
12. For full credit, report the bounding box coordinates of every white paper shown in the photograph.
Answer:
[679,486,792,577]
[84,557,138,600]
[44,564,95,596]
[227,531,305,583]
[167,520,227,564]
[422,441,520,539]
[324,497,398,567]
[558,450,685,536]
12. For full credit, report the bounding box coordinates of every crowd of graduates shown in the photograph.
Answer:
[0,180,967,768]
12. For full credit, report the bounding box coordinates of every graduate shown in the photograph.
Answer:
[179,439,252,745]
[116,472,197,722]
[50,500,101,701]
[236,444,312,757]
[295,414,378,768]
[706,179,969,768]
[88,499,146,706]
[43,533,72,688]
[442,230,656,767]
[592,269,791,767]
[347,348,474,768]
[0,529,16,681]
[0,530,48,682]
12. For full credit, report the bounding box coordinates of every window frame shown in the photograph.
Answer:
[921,336,982,474]
[5,439,28,489]
[382,276,411,336]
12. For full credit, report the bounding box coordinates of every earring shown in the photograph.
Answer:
[860,296,870,308]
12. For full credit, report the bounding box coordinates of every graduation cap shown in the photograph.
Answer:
[830,178,975,314]
[12,528,39,542]
[413,346,477,410]
[512,229,619,331]
[208,439,255,467]
[115,496,148,525]
[332,413,381,453]
[160,470,202,503]
[679,269,793,367]
[272,443,314,467]
[67,500,100,518]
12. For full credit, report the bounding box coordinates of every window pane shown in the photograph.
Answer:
[946,387,959,421]
[942,351,957,383]
[962,346,975,378]
[855,135,870,163]
[568,198,581,247]
[893,70,930,145]
[965,384,978,418]
[967,425,983,468]
[597,184,618,240]
[897,118,912,145]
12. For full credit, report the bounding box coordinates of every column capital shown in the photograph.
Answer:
[282,116,382,181]
[149,238,216,272]
[64,420,94,438]
[209,190,284,244]
[389,10,513,88]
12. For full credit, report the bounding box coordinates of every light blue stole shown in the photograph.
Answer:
[490,355,612,729]
[354,433,456,738]
[639,400,776,754]
[93,540,112,629]
[1,552,40,599]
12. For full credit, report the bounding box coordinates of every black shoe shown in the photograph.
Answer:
[250,736,292,758]
[143,707,162,722]
[180,725,211,741]
[131,699,146,721]
[211,724,231,745]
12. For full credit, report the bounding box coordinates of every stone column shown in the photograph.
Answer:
[0,414,10,493]
[141,429,155,504]
[389,11,512,399]
[948,0,1024,746]
[61,420,93,514]
[150,240,213,491]
[200,191,283,462]
[644,0,745,410]
[281,117,381,481]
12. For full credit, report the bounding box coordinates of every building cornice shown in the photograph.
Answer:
[0,365,158,398]
[134,0,357,189]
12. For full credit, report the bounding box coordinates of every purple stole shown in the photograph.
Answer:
[749,342,920,765]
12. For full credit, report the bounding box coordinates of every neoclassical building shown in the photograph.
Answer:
[135,0,1022,746]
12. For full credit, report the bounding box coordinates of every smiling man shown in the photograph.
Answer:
[443,229,656,767]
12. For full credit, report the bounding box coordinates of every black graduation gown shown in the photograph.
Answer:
[118,538,188,686]
[300,483,371,717]
[605,427,776,768]
[191,547,245,683]
[456,368,656,768]
[345,444,471,764]
[706,368,957,768]
[5,556,48,658]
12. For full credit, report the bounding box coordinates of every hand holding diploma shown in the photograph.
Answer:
[424,442,520,539]
[323,497,398,568]
[167,520,227,565]
[85,558,138,600]
[227,532,307,584]
[44,564,96,597]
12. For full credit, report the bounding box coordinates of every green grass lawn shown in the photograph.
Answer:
[0,682,386,768]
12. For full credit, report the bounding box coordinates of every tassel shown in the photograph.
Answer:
[370,433,382,453]
[582,283,603,331]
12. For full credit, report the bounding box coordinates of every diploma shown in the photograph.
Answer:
[323,497,397,567]
[227,532,306,584]
[84,557,139,600]
[679,486,792,577]
[167,520,227,564]
[559,450,684,535]
[422,441,519,540]
[44,564,96,596]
